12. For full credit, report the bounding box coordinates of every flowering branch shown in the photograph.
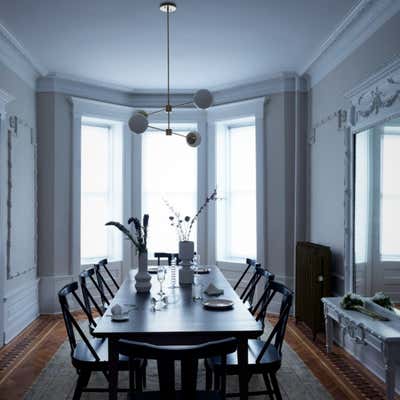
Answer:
[165,188,217,241]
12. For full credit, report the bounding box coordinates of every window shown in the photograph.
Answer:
[354,130,370,264]
[216,118,257,261]
[380,129,400,260]
[80,120,123,264]
[142,124,197,256]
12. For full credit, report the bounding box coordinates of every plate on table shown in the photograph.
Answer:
[202,299,233,310]
[111,314,129,322]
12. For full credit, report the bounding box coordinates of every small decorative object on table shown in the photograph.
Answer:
[106,214,151,293]
[341,293,390,321]
[372,291,394,311]
[165,189,217,285]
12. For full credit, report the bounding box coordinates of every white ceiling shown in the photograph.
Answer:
[0,0,358,91]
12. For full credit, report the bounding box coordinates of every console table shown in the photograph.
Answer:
[322,297,400,400]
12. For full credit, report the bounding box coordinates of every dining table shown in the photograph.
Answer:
[93,265,263,400]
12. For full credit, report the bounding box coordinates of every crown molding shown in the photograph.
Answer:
[303,0,400,88]
[213,73,307,105]
[38,72,307,110]
[0,22,46,89]
[344,54,400,99]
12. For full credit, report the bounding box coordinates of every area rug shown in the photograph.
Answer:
[24,327,332,400]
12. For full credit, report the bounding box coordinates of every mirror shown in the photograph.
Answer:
[354,117,400,300]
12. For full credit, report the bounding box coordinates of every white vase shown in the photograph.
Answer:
[179,240,194,285]
[135,251,151,293]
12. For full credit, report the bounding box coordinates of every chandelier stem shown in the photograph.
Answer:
[167,4,171,130]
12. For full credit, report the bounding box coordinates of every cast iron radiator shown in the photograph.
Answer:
[295,241,331,340]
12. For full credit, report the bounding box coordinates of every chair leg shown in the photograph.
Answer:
[214,371,221,391]
[205,363,212,391]
[72,370,91,400]
[262,372,275,400]
[142,362,147,388]
[136,366,143,392]
[269,373,282,400]
[128,359,136,398]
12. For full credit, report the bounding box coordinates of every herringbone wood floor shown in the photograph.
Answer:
[0,314,396,400]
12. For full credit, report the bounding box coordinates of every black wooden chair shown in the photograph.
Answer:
[94,259,118,301]
[79,268,108,335]
[248,268,275,330]
[58,282,145,400]
[112,337,237,399]
[205,281,293,399]
[241,264,274,313]
[80,267,109,312]
[233,258,257,292]
[154,252,180,265]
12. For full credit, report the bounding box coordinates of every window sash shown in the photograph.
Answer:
[216,120,257,262]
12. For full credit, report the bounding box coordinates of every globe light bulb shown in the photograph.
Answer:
[193,89,213,109]
[186,131,202,147]
[128,110,149,134]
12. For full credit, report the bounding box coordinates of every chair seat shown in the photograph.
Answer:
[206,339,281,374]
[72,338,134,369]
[130,391,222,400]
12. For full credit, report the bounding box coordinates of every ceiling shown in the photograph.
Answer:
[0,0,358,91]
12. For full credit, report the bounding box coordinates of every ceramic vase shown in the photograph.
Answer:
[179,240,194,285]
[135,251,151,293]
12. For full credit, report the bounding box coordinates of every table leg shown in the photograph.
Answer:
[237,337,249,400]
[324,306,333,353]
[108,338,118,400]
[384,345,395,400]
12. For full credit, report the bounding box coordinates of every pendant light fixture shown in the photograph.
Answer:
[128,2,213,147]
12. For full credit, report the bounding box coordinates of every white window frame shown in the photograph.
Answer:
[80,119,123,265]
[207,98,266,271]
[71,98,134,280]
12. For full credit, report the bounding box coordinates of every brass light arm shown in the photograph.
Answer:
[147,108,166,116]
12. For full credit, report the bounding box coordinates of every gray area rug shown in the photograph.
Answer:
[24,328,332,399]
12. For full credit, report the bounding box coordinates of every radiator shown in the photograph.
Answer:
[295,241,331,340]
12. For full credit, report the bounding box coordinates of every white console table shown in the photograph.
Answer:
[322,297,400,400]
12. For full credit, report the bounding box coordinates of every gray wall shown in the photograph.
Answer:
[0,60,38,342]
[37,92,73,313]
[307,11,400,295]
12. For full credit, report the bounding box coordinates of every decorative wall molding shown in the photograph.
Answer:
[4,279,39,343]
[345,56,400,131]
[308,109,348,144]
[343,54,400,294]
[303,0,400,88]
[6,116,37,280]
[0,89,14,113]
[0,22,45,89]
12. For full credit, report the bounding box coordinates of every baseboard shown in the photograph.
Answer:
[39,274,74,314]
[4,279,40,343]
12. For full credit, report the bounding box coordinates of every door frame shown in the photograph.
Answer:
[0,89,14,346]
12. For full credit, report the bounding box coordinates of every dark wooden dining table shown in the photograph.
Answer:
[93,266,263,400]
